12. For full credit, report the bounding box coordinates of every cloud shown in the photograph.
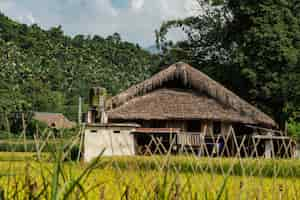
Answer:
[0,0,196,47]
[0,1,15,11]
[130,0,144,11]
[18,13,35,24]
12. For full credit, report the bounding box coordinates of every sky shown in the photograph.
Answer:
[0,0,198,47]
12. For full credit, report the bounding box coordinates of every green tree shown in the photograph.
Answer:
[157,0,300,129]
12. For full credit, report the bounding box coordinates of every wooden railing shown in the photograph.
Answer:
[177,132,204,146]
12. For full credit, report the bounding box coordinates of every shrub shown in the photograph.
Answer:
[0,131,19,139]
[0,140,63,152]
[26,119,49,137]
[68,144,82,161]
[288,118,300,138]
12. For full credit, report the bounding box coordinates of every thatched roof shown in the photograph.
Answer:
[108,62,276,127]
[109,88,257,123]
[33,112,76,129]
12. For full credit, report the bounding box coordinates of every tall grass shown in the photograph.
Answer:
[98,156,300,178]
[0,127,299,199]
[0,127,106,199]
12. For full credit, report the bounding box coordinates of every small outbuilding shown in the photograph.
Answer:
[84,123,139,162]
[33,112,76,129]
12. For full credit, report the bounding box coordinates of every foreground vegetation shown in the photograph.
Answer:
[0,128,299,199]
[0,152,300,199]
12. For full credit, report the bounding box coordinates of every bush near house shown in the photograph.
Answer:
[288,119,300,138]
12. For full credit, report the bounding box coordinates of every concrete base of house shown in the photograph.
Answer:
[83,124,295,161]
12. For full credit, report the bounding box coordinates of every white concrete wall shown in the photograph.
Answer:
[84,126,135,162]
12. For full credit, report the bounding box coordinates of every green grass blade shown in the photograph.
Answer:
[216,174,229,200]
[60,149,105,200]
[51,151,62,200]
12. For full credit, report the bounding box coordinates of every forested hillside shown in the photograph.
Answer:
[0,13,159,121]
[156,0,300,129]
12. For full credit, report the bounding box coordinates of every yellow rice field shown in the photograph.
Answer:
[0,153,300,199]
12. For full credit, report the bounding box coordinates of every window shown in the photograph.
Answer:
[187,120,201,132]
[90,130,97,133]
[213,121,221,134]
[113,130,121,134]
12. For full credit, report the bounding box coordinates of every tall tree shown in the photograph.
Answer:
[157,0,300,129]
[227,0,300,128]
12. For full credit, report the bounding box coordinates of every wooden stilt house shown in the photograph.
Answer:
[85,62,293,158]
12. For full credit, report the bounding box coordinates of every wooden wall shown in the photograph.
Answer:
[133,119,232,135]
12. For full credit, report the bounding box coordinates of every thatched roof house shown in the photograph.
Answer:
[84,62,293,158]
[107,62,275,128]
[33,112,76,129]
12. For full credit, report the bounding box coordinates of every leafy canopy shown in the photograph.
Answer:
[156,0,300,129]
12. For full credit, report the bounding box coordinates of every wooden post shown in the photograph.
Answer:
[78,96,82,125]
[22,112,27,152]
[264,140,271,158]
[221,123,231,136]
[295,140,300,158]
[285,121,289,136]
[34,121,41,160]
[5,112,11,133]
[201,121,208,136]
[264,139,272,158]
[87,110,92,124]
[264,132,273,158]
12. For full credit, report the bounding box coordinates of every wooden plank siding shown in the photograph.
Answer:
[177,133,204,146]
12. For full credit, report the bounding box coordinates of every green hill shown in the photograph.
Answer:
[0,13,159,121]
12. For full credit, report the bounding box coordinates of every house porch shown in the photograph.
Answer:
[132,126,294,158]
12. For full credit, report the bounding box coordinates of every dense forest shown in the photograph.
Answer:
[0,12,160,125]
[157,0,300,131]
[0,0,300,134]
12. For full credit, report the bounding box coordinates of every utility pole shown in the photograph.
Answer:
[78,96,82,125]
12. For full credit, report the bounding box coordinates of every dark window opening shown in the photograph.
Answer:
[233,124,254,136]
[113,130,121,134]
[213,121,221,134]
[187,120,201,132]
